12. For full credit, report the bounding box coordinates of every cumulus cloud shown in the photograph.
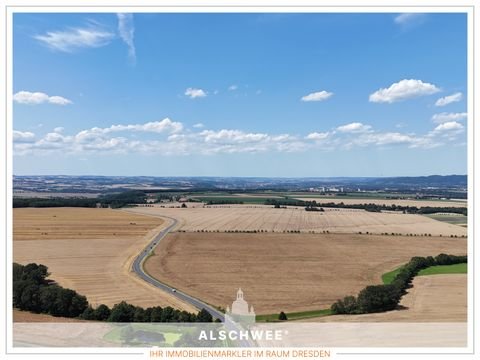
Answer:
[228,85,238,91]
[13,116,466,157]
[34,25,114,52]
[13,131,35,143]
[200,129,268,144]
[353,132,418,147]
[305,132,330,140]
[431,112,467,124]
[433,121,464,133]
[193,123,205,128]
[435,92,462,107]
[76,118,183,140]
[337,122,372,133]
[301,90,333,102]
[117,13,136,64]
[185,88,207,99]
[369,79,440,103]
[13,91,72,105]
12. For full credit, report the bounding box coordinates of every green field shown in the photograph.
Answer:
[191,196,274,204]
[382,263,467,284]
[382,266,404,285]
[424,214,468,226]
[418,263,467,276]
[256,309,332,322]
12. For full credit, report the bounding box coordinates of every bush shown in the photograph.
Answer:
[356,285,401,313]
[331,296,358,314]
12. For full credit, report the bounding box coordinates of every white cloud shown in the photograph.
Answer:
[354,132,418,146]
[53,127,65,133]
[13,91,72,105]
[200,129,268,144]
[13,131,35,143]
[305,132,330,140]
[98,118,184,135]
[431,112,467,124]
[337,122,372,133]
[369,79,440,103]
[185,88,207,99]
[48,96,72,105]
[301,90,333,102]
[433,121,464,133]
[117,13,136,64]
[34,25,114,52]
[394,13,425,26]
[193,123,205,128]
[228,85,238,91]
[435,92,462,107]
[13,116,466,157]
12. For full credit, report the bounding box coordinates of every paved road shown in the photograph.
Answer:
[130,213,256,347]
[131,215,225,322]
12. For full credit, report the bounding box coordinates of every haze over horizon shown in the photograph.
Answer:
[13,174,467,179]
[13,13,467,177]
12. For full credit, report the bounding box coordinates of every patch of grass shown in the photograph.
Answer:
[382,262,467,284]
[382,266,404,285]
[423,214,467,226]
[192,196,269,204]
[418,263,467,276]
[256,308,332,322]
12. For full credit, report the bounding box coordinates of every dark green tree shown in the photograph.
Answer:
[93,304,111,321]
[196,308,213,322]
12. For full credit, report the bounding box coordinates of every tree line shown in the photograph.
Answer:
[13,262,213,322]
[206,200,244,205]
[264,198,466,216]
[330,254,467,315]
[301,200,467,216]
[13,190,149,209]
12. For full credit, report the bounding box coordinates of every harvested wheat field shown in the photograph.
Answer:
[13,309,89,323]
[13,207,195,312]
[292,197,466,208]
[128,205,467,237]
[144,232,466,314]
[308,274,467,322]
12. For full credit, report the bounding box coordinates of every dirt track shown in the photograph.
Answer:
[144,232,466,314]
[13,208,196,312]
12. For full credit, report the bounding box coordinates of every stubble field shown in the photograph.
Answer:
[13,207,195,312]
[143,232,466,314]
[309,274,467,322]
[128,205,467,237]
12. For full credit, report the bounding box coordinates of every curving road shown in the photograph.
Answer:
[131,215,225,322]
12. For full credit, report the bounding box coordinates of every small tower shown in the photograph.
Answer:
[225,288,256,326]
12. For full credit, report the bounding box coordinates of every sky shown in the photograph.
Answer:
[12,12,468,177]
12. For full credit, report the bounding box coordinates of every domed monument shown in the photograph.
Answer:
[225,288,256,325]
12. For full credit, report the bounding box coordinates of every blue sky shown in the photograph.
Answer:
[13,12,467,177]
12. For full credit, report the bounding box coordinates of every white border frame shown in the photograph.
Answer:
[1,1,477,359]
